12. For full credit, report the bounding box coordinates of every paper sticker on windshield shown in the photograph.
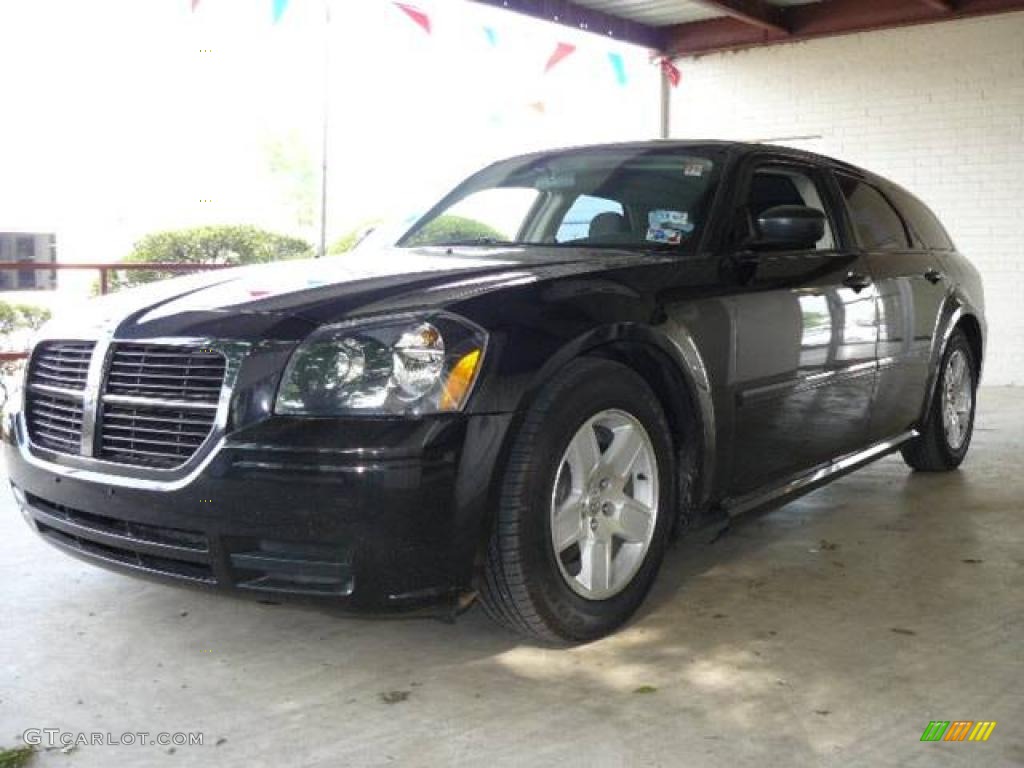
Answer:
[645,226,682,245]
[648,210,693,235]
[648,209,688,228]
[682,158,713,177]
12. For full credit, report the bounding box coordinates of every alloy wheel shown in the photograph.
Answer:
[942,348,973,451]
[549,409,659,600]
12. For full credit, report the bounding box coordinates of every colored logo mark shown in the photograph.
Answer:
[920,721,997,742]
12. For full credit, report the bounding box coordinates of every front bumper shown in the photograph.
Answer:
[6,410,513,612]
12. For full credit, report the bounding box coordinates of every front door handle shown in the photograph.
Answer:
[924,268,944,284]
[843,271,873,292]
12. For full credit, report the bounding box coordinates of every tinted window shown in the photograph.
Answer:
[556,195,624,242]
[837,175,908,251]
[400,148,720,252]
[889,188,954,251]
[402,187,540,246]
[748,166,835,250]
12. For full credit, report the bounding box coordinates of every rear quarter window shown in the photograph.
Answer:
[889,188,955,251]
[836,175,909,251]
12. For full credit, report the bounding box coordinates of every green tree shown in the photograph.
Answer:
[328,219,382,255]
[402,215,504,246]
[264,131,316,232]
[109,225,314,291]
[0,300,52,381]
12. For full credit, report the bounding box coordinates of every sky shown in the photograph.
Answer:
[0,0,660,299]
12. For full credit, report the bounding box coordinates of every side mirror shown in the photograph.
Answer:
[752,205,825,250]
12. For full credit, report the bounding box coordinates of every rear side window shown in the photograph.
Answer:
[888,188,955,251]
[837,175,909,251]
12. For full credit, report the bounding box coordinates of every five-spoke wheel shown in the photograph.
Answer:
[480,358,674,643]
[550,410,658,600]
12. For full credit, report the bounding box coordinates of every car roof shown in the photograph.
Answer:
[502,139,877,181]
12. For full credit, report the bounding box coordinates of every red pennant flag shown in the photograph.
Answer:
[544,42,576,73]
[395,3,431,34]
[661,57,681,87]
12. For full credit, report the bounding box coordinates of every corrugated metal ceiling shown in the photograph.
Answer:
[570,0,824,27]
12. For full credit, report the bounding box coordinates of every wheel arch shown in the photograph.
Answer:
[491,323,716,533]
[957,313,984,380]
[921,295,985,425]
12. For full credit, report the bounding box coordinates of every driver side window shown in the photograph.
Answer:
[748,166,836,250]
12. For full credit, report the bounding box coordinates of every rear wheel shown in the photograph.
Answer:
[480,358,675,643]
[901,329,977,472]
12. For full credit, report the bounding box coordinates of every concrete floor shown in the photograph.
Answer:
[1,388,1021,768]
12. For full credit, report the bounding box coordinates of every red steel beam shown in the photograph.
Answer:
[693,0,788,33]
[469,0,666,49]
[0,261,236,294]
[666,0,1024,56]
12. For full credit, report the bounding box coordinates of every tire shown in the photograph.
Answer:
[901,328,977,472]
[480,357,675,644]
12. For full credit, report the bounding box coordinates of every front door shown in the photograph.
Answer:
[728,160,878,495]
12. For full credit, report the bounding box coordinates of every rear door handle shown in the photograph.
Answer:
[924,268,944,284]
[843,271,873,292]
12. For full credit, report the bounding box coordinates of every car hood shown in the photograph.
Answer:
[40,246,668,340]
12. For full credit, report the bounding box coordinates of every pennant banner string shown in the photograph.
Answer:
[660,57,681,87]
[544,42,576,73]
[608,52,627,86]
[395,3,432,34]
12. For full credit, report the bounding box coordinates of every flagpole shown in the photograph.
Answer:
[317,0,330,258]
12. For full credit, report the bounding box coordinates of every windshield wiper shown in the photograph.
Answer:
[432,237,520,247]
[548,241,684,253]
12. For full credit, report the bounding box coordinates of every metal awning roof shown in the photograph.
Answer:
[472,0,1024,56]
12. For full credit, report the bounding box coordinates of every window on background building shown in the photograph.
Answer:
[16,236,37,288]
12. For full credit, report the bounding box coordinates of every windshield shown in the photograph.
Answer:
[398,146,723,253]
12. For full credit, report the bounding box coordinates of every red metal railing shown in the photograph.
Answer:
[0,260,233,295]
[0,261,235,363]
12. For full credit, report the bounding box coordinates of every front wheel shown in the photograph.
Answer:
[902,329,978,472]
[479,358,675,644]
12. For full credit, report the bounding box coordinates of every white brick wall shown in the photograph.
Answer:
[670,13,1024,385]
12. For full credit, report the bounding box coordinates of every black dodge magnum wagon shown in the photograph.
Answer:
[6,142,985,642]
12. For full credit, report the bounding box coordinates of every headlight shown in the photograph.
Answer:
[275,312,487,416]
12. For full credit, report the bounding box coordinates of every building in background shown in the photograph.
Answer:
[0,232,56,291]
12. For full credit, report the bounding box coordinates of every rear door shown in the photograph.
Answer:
[728,158,878,495]
[835,174,949,442]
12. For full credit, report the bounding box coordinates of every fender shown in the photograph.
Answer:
[919,290,980,425]
[513,320,718,509]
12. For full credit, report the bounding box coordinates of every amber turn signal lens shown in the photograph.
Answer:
[440,348,482,411]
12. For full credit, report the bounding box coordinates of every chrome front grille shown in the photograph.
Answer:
[99,402,218,468]
[27,340,94,390]
[26,393,85,454]
[24,339,229,470]
[105,344,225,404]
[25,341,95,453]
[98,344,226,468]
